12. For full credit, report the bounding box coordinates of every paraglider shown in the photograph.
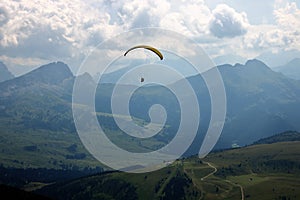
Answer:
[124,45,163,60]
[124,45,163,83]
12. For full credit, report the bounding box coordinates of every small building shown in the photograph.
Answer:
[231,143,240,148]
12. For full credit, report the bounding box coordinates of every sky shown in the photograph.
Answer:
[0,0,300,76]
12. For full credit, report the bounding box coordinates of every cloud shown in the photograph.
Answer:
[0,0,214,75]
[160,0,211,37]
[209,4,249,38]
[107,0,171,29]
[274,2,300,29]
[0,1,120,64]
[1,0,299,76]
[0,6,9,26]
[273,2,300,49]
[241,2,300,56]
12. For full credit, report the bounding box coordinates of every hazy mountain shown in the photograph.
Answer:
[0,61,14,83]
[209,59,300,148]
[1,59,300,170]
[0,62,102,174]
[98,57,200,84]
[273,58,300,80]
[1,60,68,92]
[0,61,75,132]
[1,59,300,199]
[89,59,300,151]
[5,61,73,86]
[256,49,300,67]
[101,59,300,150]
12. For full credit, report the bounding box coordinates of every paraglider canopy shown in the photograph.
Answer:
[124,45,163,60]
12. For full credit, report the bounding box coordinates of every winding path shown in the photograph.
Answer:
[225,180,244,200]
[201,161,217,180]
[202,161,244,200]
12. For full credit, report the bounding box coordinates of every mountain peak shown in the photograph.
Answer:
[20,61,73,85]
[0,61,14,82]
[245,59,269,68]
[217,59,270,72]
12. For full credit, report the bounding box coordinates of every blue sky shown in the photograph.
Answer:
[0,0,299,75]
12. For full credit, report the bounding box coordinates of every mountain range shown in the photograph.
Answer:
[0,59,300,170]
[1,58,300,199]
[96,59,300,150]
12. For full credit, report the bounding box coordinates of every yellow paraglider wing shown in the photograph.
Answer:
[124,45,163,60]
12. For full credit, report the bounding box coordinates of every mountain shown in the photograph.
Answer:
[101,59,300,150]
[0,61,75,132]
[0,61,14,83]
[97,65,133,83]
[212,59,300,148]
[256,49,300,67]
[0,62,103,182]
[1,59,300,180]
[273,58,300,80]
[98,56,201,84]
[2,61,73,86]
[1,59,300,197]
[2,59,300,153]
[0,61,170,182]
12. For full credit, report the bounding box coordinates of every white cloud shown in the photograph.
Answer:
[243,25,286,50]
[240,1,300,58]
[108,0,171,29]
[160,0,211,37]
[273,2,300,49]
[0,0,299,75]
[0,0,120,71]
[0,0,215,75]
[0,6,9,26]
[274,1,300,30]
[209,4,249,38]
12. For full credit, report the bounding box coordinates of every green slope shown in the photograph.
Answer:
[38,141,300,200]
[204,141,300,200]
[253,130,300,145]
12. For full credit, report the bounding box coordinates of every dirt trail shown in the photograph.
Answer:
[201,161,217,180]
[202,161,244,200]
[225,180,245,200]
